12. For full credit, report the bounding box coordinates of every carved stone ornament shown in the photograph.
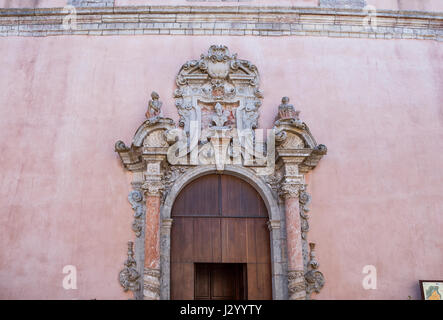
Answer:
[305,243,325,299]
[114,45,328,300]
[119,241,141,293]
[277,97,300,122]
[146,91,163,121]
[288,270,307,300]
[279,182,301,199]
[299,188,311,241]
[128,190,145,237]
[173,45,265,166]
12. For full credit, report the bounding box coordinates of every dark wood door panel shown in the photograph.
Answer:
[194,264,210,300]
[171,262,194,300]
[193,218,222,263]
[170,217,194,263]
[221,174,267,217]
[195,263,246,300]
[172,174,220,216]
[172,174,267,218]
[247,263,272,300]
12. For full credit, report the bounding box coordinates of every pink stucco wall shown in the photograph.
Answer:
[0,35,442,300]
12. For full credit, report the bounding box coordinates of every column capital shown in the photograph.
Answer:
[142,180,164,197]
[279,182,303,199]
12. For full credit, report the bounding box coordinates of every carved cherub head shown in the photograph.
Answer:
[151,91,159,100]
[281,96,290,105]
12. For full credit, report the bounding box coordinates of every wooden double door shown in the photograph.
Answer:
[170,174,272,300]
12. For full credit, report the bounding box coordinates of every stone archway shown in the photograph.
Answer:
[115,45,327,300]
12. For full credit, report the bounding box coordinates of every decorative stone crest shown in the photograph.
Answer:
[119,241,141,293]
[173,45,264,165]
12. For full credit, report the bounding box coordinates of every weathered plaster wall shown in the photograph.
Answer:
[0,35,442,299]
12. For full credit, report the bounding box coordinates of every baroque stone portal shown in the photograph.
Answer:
[115,45,327,300]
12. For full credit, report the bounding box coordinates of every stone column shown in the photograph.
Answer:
[281,183,306,300]
[141,161,164,300]
[278,157,307,300]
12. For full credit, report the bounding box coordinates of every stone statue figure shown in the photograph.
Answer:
[145,91,163,119]
[277,96,300,120]
[210,102,230,129]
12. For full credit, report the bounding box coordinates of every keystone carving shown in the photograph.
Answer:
[119,241,141,293]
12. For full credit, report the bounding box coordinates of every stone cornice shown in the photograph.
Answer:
[0,5,441,40]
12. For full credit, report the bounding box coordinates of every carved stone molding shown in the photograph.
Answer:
[143,267,161,300]
[288,270,307,300]
[267,220,281,231]
[119,241,141,293]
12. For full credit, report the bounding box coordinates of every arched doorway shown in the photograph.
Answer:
[170,174,272,300]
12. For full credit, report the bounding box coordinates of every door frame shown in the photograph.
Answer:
[160,164,288,300]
